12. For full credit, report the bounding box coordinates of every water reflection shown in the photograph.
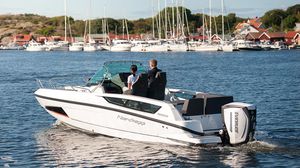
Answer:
[34,122,268,167]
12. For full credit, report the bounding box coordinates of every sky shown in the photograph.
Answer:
[0,0,299,20]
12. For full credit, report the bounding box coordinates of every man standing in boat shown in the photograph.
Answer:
[147,59,161,86]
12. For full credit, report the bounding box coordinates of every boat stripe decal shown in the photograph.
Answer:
[35,94,205,136]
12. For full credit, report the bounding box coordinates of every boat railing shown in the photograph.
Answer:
[36,79,92,93]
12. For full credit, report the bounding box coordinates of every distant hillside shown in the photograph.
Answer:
[0,4,299,43]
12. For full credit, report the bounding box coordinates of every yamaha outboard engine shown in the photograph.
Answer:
[220,102,256,146]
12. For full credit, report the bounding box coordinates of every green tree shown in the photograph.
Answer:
[283,15,297,30]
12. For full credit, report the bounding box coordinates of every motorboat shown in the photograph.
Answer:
[130,40,149,52]
[69,42,84,51]
[194,44,220,52]
[35,61,256,146]
[83,43,97,52]
[233,40,263,51]
[103,40,132,52]
[45,41,69,51]
[0,42,24,50]
[167,40,189,52]
[145,40,169,52]
[271,41,288,50]
[26,40,46,51]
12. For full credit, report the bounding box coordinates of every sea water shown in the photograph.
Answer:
[0,50,299,167]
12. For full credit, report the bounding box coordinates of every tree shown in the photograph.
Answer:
[283,15,297,30]
[262,9,287,29]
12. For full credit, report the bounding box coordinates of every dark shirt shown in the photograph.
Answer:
[148,67,161,86]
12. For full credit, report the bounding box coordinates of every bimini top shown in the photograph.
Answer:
[88,61,147,84]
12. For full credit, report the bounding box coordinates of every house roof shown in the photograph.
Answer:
[259,32,285,39]
[246,32,263,40]
[247,18,263,29]
[285,31,300,39]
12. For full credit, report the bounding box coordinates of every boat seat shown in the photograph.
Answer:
[102,80,123,94]
[132,73,148,97]
[195,93,233,115]
[182,98,204,116]
[119,72,131,87]
[147,72,167,100]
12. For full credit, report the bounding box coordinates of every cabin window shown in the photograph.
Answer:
[104,97,161,114]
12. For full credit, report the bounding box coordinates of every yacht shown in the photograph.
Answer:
[0,42,24,50]
[69,42,84,51]
[168,40,189,52]
[45,41,69,51]
[145,40,169,52]
[35,61,256,146]
[103,40,132,52]
[83,42,97,52]
[193,42,220,52]
[233,40,262,51]
[130,40,149,52]
[220,42,239,52]
[271,41,288,50]
[26,41,46,51]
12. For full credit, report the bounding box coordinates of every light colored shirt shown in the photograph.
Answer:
[127,73,139,86]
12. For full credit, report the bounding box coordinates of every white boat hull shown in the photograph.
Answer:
[194,45,219,52]
[26,47,46,51]
[84,46,97,52]
[35,89,222,146]
[69,46,83,51]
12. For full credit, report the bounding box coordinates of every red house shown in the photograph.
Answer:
[258,32,285,42]
[12,34,32,46]
[285,31,300,45]
[245,31,264,42]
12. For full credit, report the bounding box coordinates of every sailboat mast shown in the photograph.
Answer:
[209,0,212,44]
[202,8,205,42]
[172,0,175,38]
[165,0,168,39]
[152,0,155,38]
[88,0,91,42]
[158,0,161,40]
[64,0,67,41]
[221,0,225,41]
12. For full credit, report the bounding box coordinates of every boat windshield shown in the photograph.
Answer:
[88,61,147,84]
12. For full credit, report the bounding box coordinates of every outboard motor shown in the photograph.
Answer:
[220,102,256,146]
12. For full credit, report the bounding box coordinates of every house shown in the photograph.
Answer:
[285,31,300,45]
[245,32,264,42]
[258,32,285,43]
[235,17,266,35]
[12,34,32,46]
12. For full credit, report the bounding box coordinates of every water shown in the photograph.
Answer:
[0,50,299,167]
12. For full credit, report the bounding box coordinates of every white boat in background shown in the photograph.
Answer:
[69,42,84,51]
[233,40,263,51]
[168,40,188,52]
[109,39,132,52]
[221,42,239,52]
[193,42,219,52]
[26,41,46,51]
[35,61,257,146]
[271,41,288,50]
[130,40,149,52]
[45,41,69,51]
[0,42,24,50]
[145,40,168,52]
[83,42,97,52]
